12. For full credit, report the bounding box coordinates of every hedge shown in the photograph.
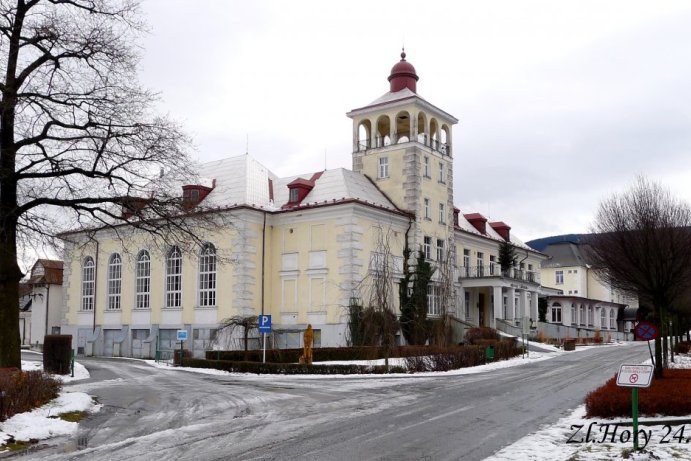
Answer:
[205,341,520,364]
[182,358,407,375]
[43,334,72,375]
[0,370,61,422]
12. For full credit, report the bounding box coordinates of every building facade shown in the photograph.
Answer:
[18,259,64,348]
[60,52,546,357]
[540,241,638,336]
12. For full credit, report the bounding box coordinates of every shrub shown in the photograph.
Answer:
[0,370,61,421]
[464,327,500,345]
[173,349,192,365]
[43,335,72,375]
[563,338,576,351]
[585,369,691,418]
[674,341,691,354]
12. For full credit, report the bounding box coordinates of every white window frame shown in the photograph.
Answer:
[436,239,444,262]
[165,246,183,308]
[438,162,445,183]
[439,202,445,224]
[600,308,607,329]
[464,290,471,320]
[609,309,616,329]
[427,284,441,316]
[477,252,484,277]
[198,243,217,307]
[81,256,95,311]
[107,253,122,310]
[423,236,432,260]
[378,156,389,178]
[556,270,564,285]
[423,156,430,178]
[135,250,151,309]
[551,304,562,323]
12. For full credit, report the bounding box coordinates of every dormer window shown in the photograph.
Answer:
[182,182,214,210]
[289,188,300,203]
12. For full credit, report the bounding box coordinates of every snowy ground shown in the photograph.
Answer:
[2,343,688,461]
[0,359,99,450]
[487,353,691,461]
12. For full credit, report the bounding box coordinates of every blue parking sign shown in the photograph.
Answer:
[258,315,272,333]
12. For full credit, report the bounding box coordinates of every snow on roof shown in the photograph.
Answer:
[195,154,278,209]
[347,88,458,123]
[456,212,534,252]
[192,155,398,213]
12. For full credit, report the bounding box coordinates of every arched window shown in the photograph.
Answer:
[600,307,607,329]
[107,253,122,310]
[198,243,216,307]
[166,246,182,308]
[135,250,151,309]
[81,256,95,311]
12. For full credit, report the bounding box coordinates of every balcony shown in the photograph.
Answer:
[459,264,540,284]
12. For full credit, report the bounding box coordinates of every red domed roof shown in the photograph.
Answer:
[388,50,419,93]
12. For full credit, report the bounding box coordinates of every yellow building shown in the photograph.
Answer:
[60,52,547,357]
[539,240,638,337]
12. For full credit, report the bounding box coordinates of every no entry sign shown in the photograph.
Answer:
[616,364,654,388]
[633,321,659,341]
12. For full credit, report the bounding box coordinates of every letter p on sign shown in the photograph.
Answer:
[258,315,272,333]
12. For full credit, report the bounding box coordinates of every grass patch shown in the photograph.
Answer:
[585,368,691,418]
[2,439,37,452]
[52,410,87,423]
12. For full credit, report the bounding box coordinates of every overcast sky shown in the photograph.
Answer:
[137,0,691,243]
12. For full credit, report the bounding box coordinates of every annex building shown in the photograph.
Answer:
[60,52,547,358]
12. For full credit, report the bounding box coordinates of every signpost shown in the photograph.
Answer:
[176,329,188,366]
[258,315,272,363]
[633,321,659,372]
[616,364,654,451]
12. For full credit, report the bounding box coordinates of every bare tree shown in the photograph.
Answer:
[215,316,259,357]
[586,177,691,378]
[351,225,400,367]
[0,0,200,368]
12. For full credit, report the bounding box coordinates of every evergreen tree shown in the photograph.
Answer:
[399,250,435,345]
[498,240,517,274]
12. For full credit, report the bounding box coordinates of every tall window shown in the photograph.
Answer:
[81,256,95,311]
[609,309,616,329]
[490,255,497,275]
[424,198,430,219]
[463,249,470,276]
[556,270,564,284]
[423,236,432,259]
[464,290,471,320]
[571,304,576,325]
[436,239,444,262]
[427,284,441,316]
[423,156,430,177]
[477,252,484,277]
[107,253,122,310]
[166,246,182,308]
[439,203,445,224]
[135,250,151,309]
[378,156,389,178]
[551,303,562,323]
[600,307,607,329]
[438,162,445,183]
[199,243,217,307]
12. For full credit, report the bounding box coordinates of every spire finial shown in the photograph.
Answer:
[400,47,406,61]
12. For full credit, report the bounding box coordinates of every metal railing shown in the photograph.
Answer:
[356,136,450,156]
[459,264,540,284]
